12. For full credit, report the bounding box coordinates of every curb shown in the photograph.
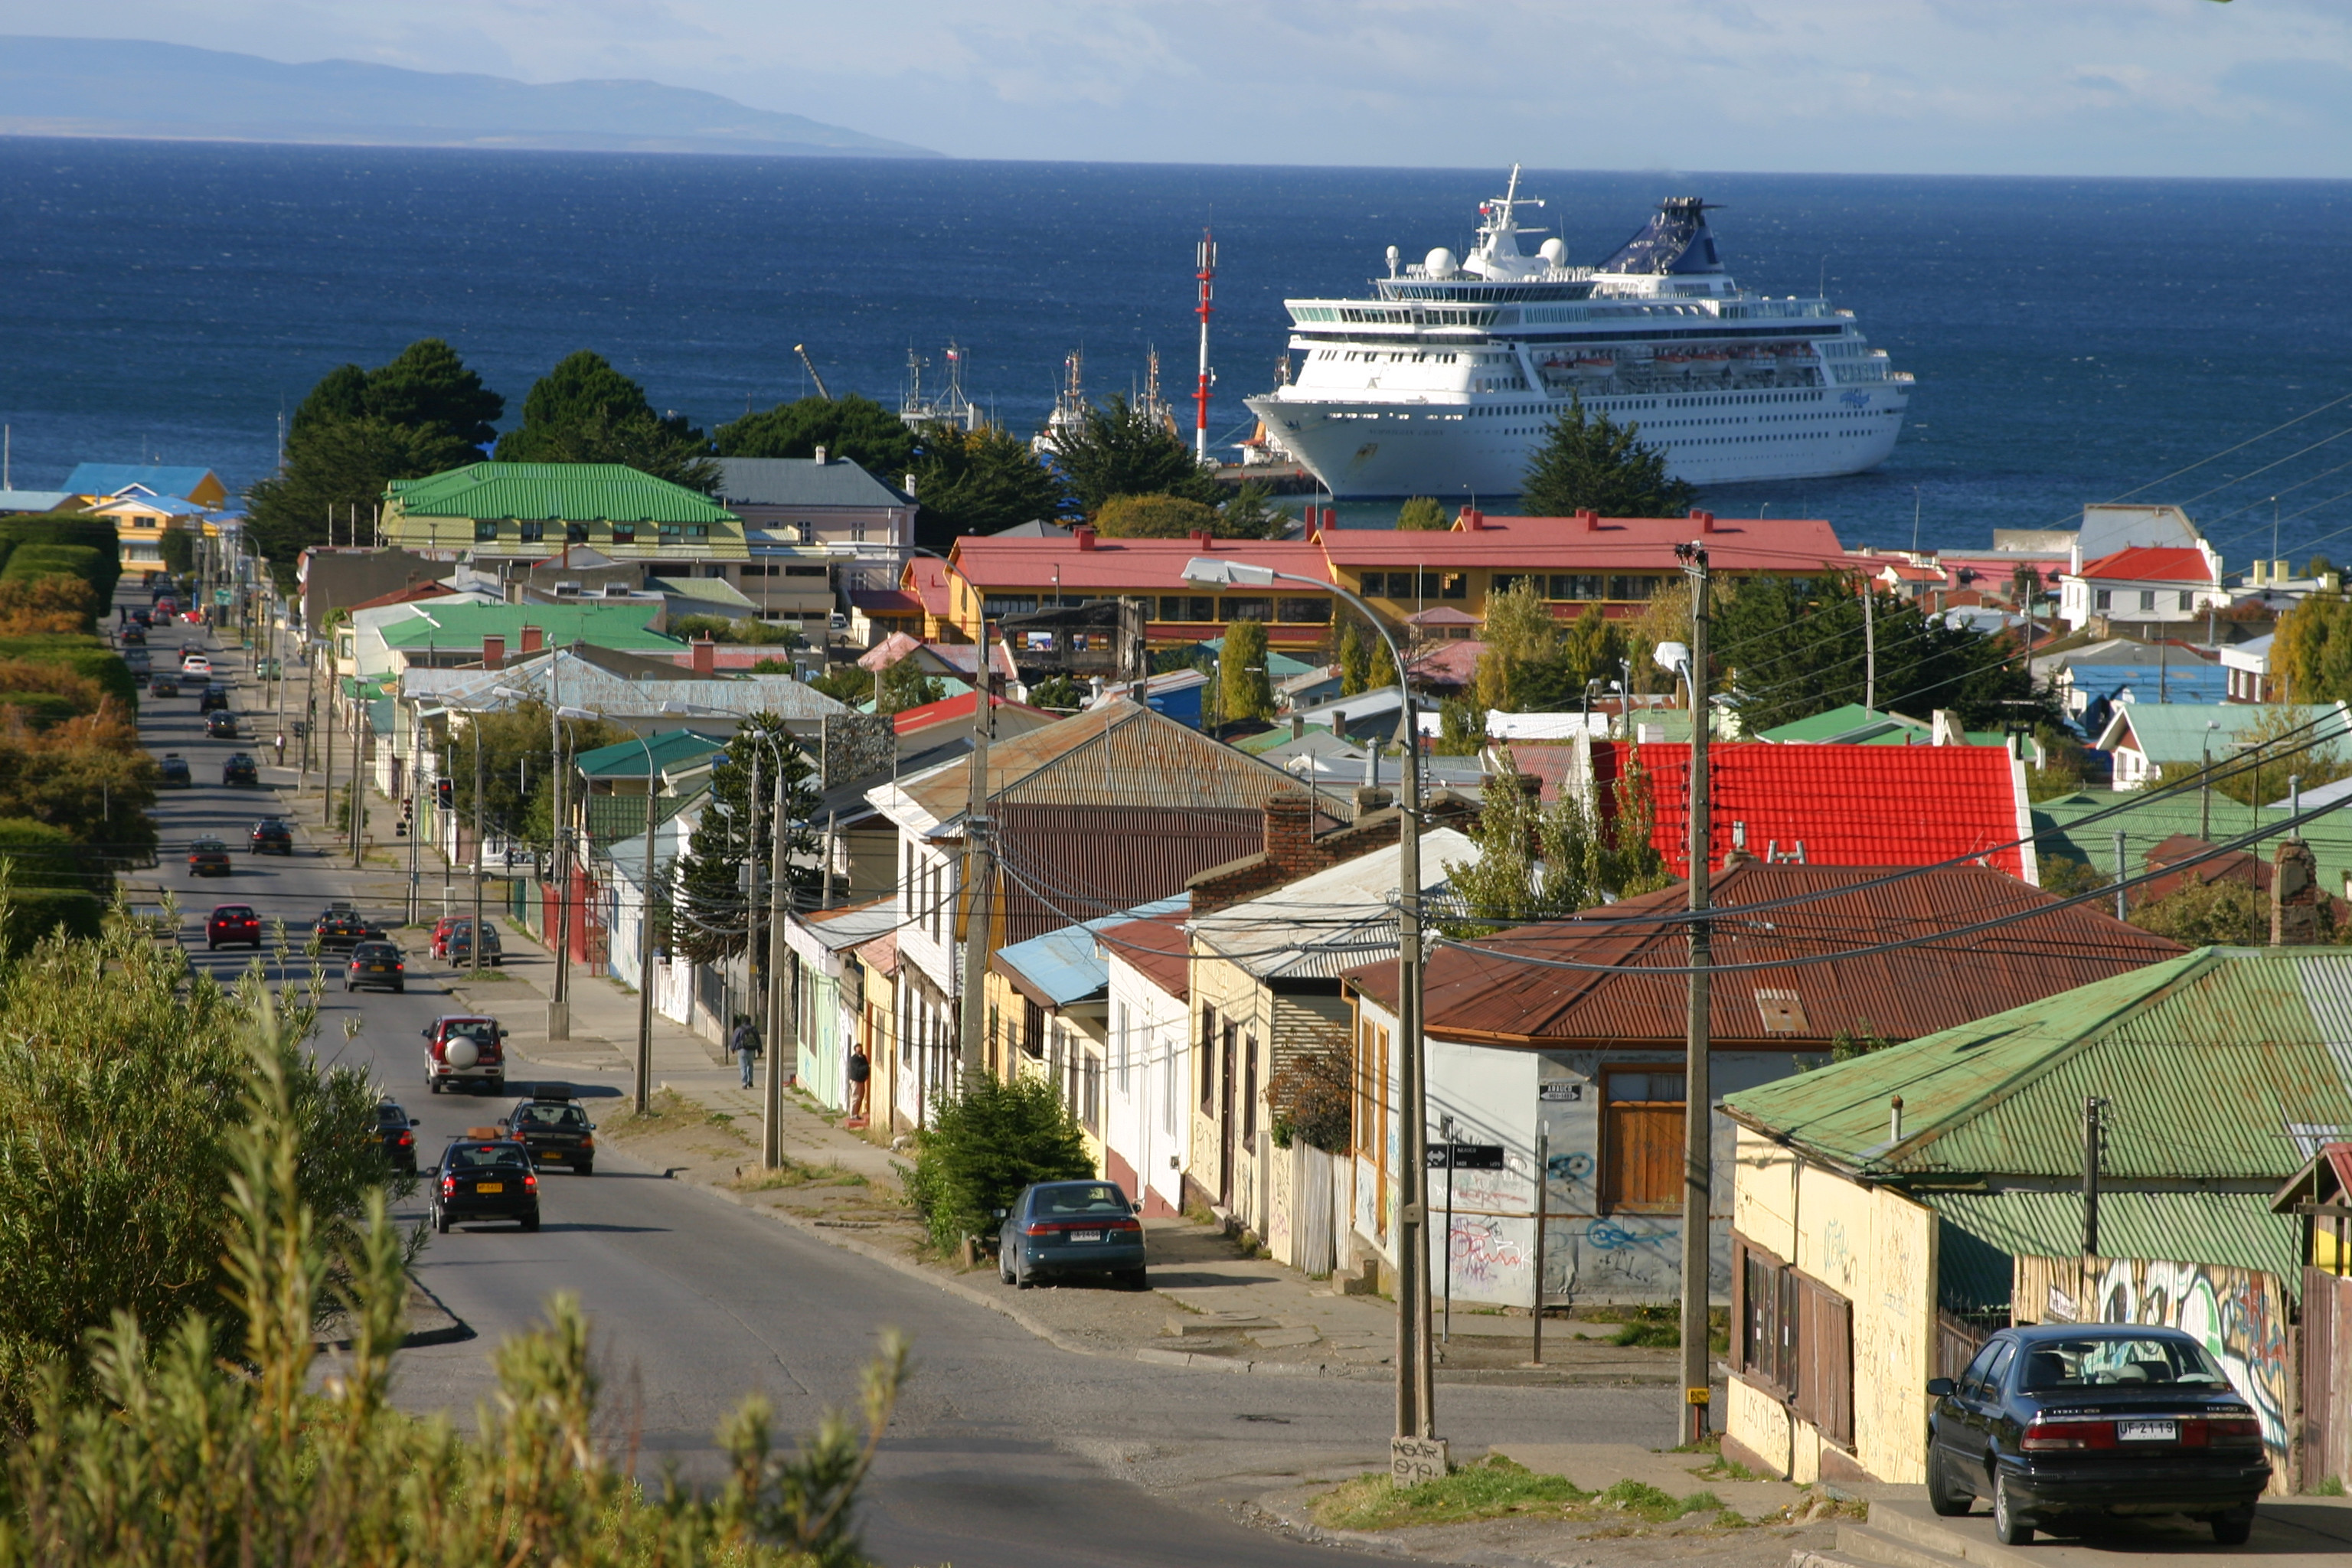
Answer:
[399,1269,477,1349]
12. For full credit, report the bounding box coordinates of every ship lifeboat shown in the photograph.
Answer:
[1573,357,1615,378]
[1776,344,1811,363]
[1691,351,1733,376]
[1655,352,1694,376]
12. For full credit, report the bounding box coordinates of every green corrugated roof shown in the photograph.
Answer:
[377,602,679,653]
[2104,701,2350,765]
[575,729,730,779]
[1721,946,2352,1184]
[2034,786,2352,894]
[386,462,737,525]
[1922,1191,2299,1285]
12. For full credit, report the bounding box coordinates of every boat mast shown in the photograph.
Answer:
[1194,227,1216,463]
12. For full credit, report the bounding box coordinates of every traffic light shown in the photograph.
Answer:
[436,778,456,812]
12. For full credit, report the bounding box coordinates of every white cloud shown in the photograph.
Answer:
[2,0,2345,174]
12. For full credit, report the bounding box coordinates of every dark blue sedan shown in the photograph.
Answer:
[996,1180,1147,1290]
[1926,1324,2269,1546]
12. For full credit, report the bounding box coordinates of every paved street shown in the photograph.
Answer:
[129,605,1675,1568]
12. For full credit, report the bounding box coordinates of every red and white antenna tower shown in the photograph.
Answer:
[1193,227,1216,463]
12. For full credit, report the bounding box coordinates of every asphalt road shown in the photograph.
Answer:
[128,600,1674,1567]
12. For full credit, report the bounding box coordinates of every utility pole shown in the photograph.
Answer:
[958,627,995,1080]
[633,737,658,1116]
[1862,579,1876,712]
[322,663,337,842]
[350,697,368,869]
[765,763,789,1168]
[472,720,487,978]
[1675,541,1713,1447]
[549,714,571,1041]
[2200,724,2216,843]
[2082,1096,2108,1257]
[2113,829,2128,922]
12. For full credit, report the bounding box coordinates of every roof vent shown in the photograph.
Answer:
[813,446,828,466]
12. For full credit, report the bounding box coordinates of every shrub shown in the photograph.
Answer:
[1092,493,1222,538]
[905,1073,1093,1252]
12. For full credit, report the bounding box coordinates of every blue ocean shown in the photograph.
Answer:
[3,136,2350,566]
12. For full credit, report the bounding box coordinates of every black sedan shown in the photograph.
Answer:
[430,1135,541,1233]
[345,939,406,993]
[149,672,179,697]
[497,1093,596,1174]
[312,908,377,950]
[186,837,232,877]
[205,710,239,740]
[375,1101,417,1175]
[250,818,293,854]
[995,1179,1147,1290]
[1927,1324,2269,1545]
[198,684,230,714]
[157,753,191,788]
[221,752,258,786]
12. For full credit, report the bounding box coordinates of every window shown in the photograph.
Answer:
[1115,1002,1130,1094]
[852,523,867,544]
[2178,590,2194,612]
[1199,1006,1218,1112]
[1608,575,1660,601]
[795,521,815,545]
[1161,1025,1178,1135]
[565,523,590,545]
[519,522,545,544]
[1159,595,1213,621]
[609,524,635,545]
[985,595,1040,616]
[1438,573,1468,600]
[1548,573,1604,600]
[473,521,499,542]
[1022,998,1045,1060]
[2094,589,2112,610]
[1601,1069,1684,1211]
[1277,596,1331,623]
[2138,590,2156,612]
[1220,596,1272,622]
[786,565,827,579]
[1732,1236,1856,1449]
[658,523,682,541]
[1243,1033,1259,1144]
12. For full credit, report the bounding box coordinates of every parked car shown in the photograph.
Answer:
[181,654,212,678]
[312,906,377,949]
[221,752,258,786]
[445,919,503,966]
[205,710,238,740]
[157,753,191,788]
[428,913,466,957]
[427,1134,540,1233]
[204,903,262,949]
[345,939,407,993]
[422,1014,508,1095]
[198,684,230,714]
[375,1101,418,1175]
[148,672,179,697]
[186,837,232,877]
[497,1090,595,1174]
[1926,1324,2269,1546]
[250,817,294,854]
[995,1179,1148,1290]
[255,655,281,679]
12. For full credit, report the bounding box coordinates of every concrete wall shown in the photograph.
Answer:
[1728,1128,1939,1485]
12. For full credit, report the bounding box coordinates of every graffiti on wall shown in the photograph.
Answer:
[2018,1253,2293,1478]
[1447,1214,1530,1292]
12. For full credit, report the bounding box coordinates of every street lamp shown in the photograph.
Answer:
[1181,554,1436,1450]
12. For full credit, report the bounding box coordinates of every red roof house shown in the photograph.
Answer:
[2060,543,2226,632]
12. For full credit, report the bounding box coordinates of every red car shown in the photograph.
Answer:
[422,1014,508,1095]
[206,903,262,949]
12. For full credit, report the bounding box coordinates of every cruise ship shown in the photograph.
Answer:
[1243,170,1913,499]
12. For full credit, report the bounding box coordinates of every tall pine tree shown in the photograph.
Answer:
[1519,400,1695,518]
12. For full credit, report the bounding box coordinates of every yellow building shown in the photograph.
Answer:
[378,462,750,572]
[87,488,210,579]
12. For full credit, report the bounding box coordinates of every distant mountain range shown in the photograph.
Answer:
[0,36,939,158]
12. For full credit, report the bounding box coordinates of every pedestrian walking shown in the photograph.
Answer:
[273,731,286,766]
[846,1044,871,1125]
[730,1014,762,1089]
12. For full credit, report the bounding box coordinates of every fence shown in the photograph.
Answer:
[1266,1141,1341,1279]
[2305,1269,2352,1494]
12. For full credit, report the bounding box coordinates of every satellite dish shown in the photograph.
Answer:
[1538,237,1568,268]
[444,1038,479,1070]
[1425,247,1458,278]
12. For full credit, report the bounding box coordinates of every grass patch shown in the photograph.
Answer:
[1606,1304,1730,1351]
[730,1157,870,1192]
[600,1086,743,1145]
[2311,1474,2347,1497]
[1593,1479,1723,1523]
[1313,1456,1590,1531]
[1690,1453,1771,1483]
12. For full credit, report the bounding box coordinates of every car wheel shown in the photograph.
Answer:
[1991,1471,2032,1547]
[1124,1267,1150,1292]
[2211,1505,2255,1546]
[1015,1255,1034,1290]
[394,984,403,993]
[577,1162,592,1177]
[343,979,353,991]
[1926,1444,1971,1517]
[427,1079,441,1095]
[521,1212,541,1233]
[433,1205,449,1235]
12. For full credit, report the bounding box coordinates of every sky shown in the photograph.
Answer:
[5,0,2350,175]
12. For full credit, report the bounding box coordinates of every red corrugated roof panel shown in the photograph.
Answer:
[1322,512,1846,573]
[1101,910,1191,1001]
[950,535,1334,591]
[1593,741,2031,880]
[2074,547,2216,584]
[1354,862,2181,1045]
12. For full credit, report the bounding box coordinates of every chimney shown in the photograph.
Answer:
[1458,505,1476,529]
[904,472,917,497]
[1073,525,1097,551]
[482,635,505,671]
[1580,508,1599,531]
[1890,1096,1904,1145]
[813,445,828,466]
[520,624,544,655]
[1291,714,1305,740]
[1695,509,1717,534]
[1263,792,1314,868]
[1353,786,1394,815]
[2273,837,2320,946]
[691,638,716,677]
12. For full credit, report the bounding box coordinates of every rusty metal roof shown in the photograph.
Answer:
[1722,946,2352,1185]
[1100,909,1194,1001]
[1364,862,2180,1046]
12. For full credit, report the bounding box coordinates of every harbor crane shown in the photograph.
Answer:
[794,344,832,401]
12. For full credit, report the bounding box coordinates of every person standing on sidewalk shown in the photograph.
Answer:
[845,1044,871,1126]
[730,1014,762,1089]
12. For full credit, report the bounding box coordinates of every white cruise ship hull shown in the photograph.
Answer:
[1246,381,1909,500]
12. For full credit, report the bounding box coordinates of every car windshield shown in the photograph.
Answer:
[517,1102,586,1129]
[375,1106,406,1128]
[2017,1336,2229,1391]
[1034,1184,1129,1216]
[448,1145,529,1171]
[192,840,224,851]
[444,1020,498,1044]
[352,944,397,960]
[216,907,255,920]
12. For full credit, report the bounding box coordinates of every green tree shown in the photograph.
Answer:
[1052,394,1223,514]
[1432,696,1485,756]
[496,350,716,491]
[444,704,629,855]
[805,665,877,707]
[2128,877,2264,948]
[247,339,505,583]
[1025,674,1085,712]
[156,526,196,577]
[2271,591,2352,704]
[905,1073,1093,1254]
[1093,493,1222,539]
[1217,480,1295,541]
[906,421,1072,546]
[716,393,919,479]
[877,658,946,715]
[1219,619,1275,724]
[670,715,821,964]
[2158,704,2352,807]
[1396,495,1450,531]
[1338,619,1374,697]
[1520,400,1697,518]
[1438,753,1666,936]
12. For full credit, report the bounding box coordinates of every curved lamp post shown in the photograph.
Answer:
[1180,554,1433,1447]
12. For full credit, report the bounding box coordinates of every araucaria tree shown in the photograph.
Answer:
[904,421,1073,546]
[1520,400,1696,518]
[246,338,505,581]
[716,394,919,480]
[669,715,820,965]
[497,350,717,491]
[1052,394,1225,514]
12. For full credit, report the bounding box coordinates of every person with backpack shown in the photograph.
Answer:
[730,1014,762,1089]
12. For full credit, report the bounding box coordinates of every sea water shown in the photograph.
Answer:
[2,137,2348,563]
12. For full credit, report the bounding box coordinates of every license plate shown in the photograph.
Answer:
[1070,1230,1102,1243]
[369,965,390,972]
[476,1182,503,1194]
[2117,1420,2177,1442]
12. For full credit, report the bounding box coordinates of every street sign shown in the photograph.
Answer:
[1426,1142,1505,1171]
[214,588,231,606]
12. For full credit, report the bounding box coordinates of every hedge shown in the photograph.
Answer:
[0,888,106,956]
[0,636,137,713]
[0,514,124,604]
